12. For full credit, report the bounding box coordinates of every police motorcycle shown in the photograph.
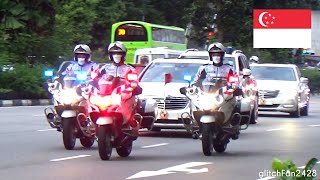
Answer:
[179,73,251,156]
[43,68,95,150]
[241,69,259,124]
[85,68,143,160]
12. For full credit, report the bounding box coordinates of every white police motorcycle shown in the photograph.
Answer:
[180,74,252,156]
[43,69,95,150]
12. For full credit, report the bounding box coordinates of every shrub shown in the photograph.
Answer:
[0,64,50,99]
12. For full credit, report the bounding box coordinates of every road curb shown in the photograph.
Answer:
[0,99,53,107]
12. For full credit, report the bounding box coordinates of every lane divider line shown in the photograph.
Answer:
[266,128,284,132]
[141,143,169,149]
[50,155,91,162]
[37,129,56,132]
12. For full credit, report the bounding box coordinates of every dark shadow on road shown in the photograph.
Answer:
[139,130,193,139]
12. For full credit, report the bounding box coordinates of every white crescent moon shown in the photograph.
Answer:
[258,12,268,27]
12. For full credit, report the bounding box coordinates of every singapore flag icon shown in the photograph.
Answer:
[253,9,311,48]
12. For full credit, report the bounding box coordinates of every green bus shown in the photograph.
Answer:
[110,21,187,64]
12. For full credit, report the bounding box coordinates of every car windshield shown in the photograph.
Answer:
[251,66,297,81]
[179,55,209,60]
[223,57,235,71]
[140,62,203,83]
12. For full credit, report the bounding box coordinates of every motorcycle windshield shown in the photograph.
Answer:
[97,75,125,95]
[202,78,226,94]
[63,76,76,89]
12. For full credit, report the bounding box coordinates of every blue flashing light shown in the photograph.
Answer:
[225,46,233,54]
[44,69,53,77]
[76,72,88,81]
[183,75,192,82]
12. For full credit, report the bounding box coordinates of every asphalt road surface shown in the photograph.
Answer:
[0,97,320,180]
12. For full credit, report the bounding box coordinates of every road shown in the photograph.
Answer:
[0,97,320,180]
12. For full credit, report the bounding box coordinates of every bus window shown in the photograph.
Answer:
[115,23,147,41]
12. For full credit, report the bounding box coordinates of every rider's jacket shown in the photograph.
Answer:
[100,63,139,91]
[62,61,97,76]
[192,63,233,87]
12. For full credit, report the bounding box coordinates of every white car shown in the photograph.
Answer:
[138,58,210,131]
[250,63,310,117]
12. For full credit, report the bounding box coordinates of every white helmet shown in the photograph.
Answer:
[73,44,91,65]
[250,56,259,64]
[108,41,127,64]
[208,42,225,66]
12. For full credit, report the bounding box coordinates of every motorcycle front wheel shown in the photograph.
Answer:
[202,123,214,156]
[98,125,113,160]
[62,118,77,150]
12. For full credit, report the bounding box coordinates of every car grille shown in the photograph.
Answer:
[259,90,279,98]
[154,97,188,110]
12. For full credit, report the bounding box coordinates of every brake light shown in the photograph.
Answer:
[227,74,239,83]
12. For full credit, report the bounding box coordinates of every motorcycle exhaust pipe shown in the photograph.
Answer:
[44,107,58,128]
[230,113,241,126]
[77,113,88,128]
[133,113,143,125]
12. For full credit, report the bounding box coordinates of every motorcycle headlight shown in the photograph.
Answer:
[199,94,223,110]
[59,89,82,105]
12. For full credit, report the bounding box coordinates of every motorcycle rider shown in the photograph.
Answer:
[249,56,259,64]
[95,41,141,136]
[192,42,241,139]
[52,44,96,90]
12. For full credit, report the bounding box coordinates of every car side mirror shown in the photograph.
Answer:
[132,86,143,96]
[180,87,187,95]
[300,77,308,84]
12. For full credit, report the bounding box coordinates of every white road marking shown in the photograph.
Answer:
[266,128,284,132]
[298,165,305,168]
[50,155,91,162]
[309,124,320,127]
[141,143,169,149]
[32,114,44,117]
[127,162,212,179]
[37,129,56,132]
[257,177,274,180]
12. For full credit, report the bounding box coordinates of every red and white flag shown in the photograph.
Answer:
[253,9,311,48]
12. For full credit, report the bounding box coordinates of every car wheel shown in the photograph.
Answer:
[289,105,300,118]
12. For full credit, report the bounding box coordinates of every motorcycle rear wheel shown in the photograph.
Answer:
[213,143,227,153]
[116,141,133,157]
[98,125,113,160]
[80,137,94,148]
[202,123,214,156]
[62,118,77,150]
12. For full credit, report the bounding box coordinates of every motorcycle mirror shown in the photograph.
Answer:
[180,87,187,95]
[165,73,172,85]
[132,86,143,96]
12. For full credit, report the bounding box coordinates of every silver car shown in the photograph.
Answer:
[250,64,310,117]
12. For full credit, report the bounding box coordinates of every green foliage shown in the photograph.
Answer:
[0,64,48,99]
[272,158,318,180]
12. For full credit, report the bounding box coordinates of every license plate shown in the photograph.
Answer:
[157,109,168,119]
[259,97,272,105]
